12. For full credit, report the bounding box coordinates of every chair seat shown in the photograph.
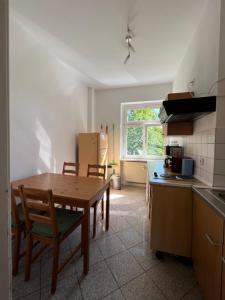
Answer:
[12,203,44,228]
[32,208,83,239]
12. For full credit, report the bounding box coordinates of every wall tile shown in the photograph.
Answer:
[207,131,216,144]
[216,128,225,143]
[207,144,215,158]
[214,175,225,187]
[214,159,225,175]
[206,158,214,173]
[215,144,225,159]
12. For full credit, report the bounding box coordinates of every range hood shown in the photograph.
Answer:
[159,96,216,123]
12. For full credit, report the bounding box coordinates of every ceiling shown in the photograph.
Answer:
[10,0,207,89]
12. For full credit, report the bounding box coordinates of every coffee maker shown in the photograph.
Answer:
[164,145,183,173]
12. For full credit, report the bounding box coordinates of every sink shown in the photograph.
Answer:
[207,189,225,203]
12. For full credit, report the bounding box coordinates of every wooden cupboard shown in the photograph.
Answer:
[150,184,192,257]
[192,192,223,300]
[78,132,108,177]
[222,243,225,300]
[162,122,193,136]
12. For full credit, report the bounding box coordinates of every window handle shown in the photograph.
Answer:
[204,233,221,247]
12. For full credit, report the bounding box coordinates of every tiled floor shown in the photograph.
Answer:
[12,186,202,300]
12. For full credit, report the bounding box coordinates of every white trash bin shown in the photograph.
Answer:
[113,175,121,190]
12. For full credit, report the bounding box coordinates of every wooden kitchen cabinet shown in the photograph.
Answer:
[222,244,225,300]
[78,132,108,176]
[150,185,192,257]
[192,192,223,300]
[162,122,193,136]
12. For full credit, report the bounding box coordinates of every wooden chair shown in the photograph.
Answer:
[87,164,106,237]
[18,185,84,294]
[62,162,79,209]
[11,187,26,276]
[62,162,79,176]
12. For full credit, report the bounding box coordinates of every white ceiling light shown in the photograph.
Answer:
[124,26,135,64]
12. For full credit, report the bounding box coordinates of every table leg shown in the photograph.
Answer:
[106,185,110,231]
[82,207,90,275]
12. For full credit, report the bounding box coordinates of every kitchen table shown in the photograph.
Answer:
[11,173,110,274]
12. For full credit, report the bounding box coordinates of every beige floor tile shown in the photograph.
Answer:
[96,234,126,258]
[129,241,160,271]
[106,250,144,286]
[121,273,166,300]
[102,289,125,300]
[147,257,196,300]
[41,275,82,300]
[116,227,142,249]
[78,261,118,300]
[12,261,41,299]
[182,285,203,300]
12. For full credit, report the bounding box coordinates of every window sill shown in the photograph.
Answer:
[121,159,147,163]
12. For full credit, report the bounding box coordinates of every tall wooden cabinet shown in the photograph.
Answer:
[78,132,108,176]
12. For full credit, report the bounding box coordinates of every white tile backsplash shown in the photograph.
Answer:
[164,118,225,186]
[215,144,225,159]
[214,159,225,175]
[216,128,225,143]
[182,126,216,185]
[207,144,215,158]
[214,175,225,187]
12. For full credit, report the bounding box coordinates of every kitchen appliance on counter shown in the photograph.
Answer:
[181,158,194,177]
[165,145,183,157]
[164,146,183,172]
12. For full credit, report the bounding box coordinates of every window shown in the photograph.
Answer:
[121,102,164,160]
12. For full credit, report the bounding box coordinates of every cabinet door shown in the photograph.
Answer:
[192,193,223,300]
[79,133,98,176]
[150,185,192,257]
[222,245,225,300]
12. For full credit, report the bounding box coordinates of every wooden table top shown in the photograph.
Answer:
[12,173,110,208]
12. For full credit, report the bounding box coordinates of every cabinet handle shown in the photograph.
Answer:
[222,257,225,264]
[204,233,221,247]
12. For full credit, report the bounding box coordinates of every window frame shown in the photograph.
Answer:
[120,101,164,160]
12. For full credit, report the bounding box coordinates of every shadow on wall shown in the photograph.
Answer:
[35,118,56,174]
[10,117,57,181]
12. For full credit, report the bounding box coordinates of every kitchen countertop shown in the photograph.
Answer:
[148,159,225,219]
[147,159,206,188]
[193,187,225,219]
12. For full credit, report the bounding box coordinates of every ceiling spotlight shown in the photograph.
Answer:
[124,26,135,64]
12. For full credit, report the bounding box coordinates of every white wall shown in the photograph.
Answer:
[93,83,172,178]
[10,15,88,180]
[173,0,220,96]
[173,0,221,185]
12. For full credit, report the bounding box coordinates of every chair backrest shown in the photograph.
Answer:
[11,186,20,227]
[18,185,58,237]
[62,162,79,176]
[87,164,106,179]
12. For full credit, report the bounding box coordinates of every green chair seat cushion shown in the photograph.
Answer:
[31,208,83,239]
[12,203,45,228]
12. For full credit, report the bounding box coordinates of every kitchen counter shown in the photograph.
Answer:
[193,187,225,219]
[147,159,206,188]
[148,160,225,219]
